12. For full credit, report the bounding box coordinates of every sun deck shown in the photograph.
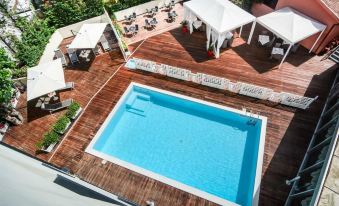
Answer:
[3,25,337,205]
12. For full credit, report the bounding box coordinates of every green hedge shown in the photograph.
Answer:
[53,115,71,134]
[36,130,60,149]
[43,0,105,28]
[36,101,81,150]
[65,101,81,119]
[14,18,55,67]
[105,0,152,15]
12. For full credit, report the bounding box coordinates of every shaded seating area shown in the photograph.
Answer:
[52,23,119,67]
[27,59,74,113]
[41,99,73,113]
[248,7,326,68]
[183,0,256,58]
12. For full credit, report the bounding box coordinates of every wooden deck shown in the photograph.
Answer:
[3,37,125,161]
[3,26,338,206]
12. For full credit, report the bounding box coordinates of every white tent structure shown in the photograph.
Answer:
[248,7,326,68]
[69,23,107,49]
[27,59,65,101]
[183,0,255,58]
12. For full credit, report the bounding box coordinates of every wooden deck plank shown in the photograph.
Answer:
[3,27,337,206]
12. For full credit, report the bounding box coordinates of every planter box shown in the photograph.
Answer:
[55,121,71,135]
[42,142,57,153]
[71,107,82,120]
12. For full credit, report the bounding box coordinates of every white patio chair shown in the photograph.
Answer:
[54,49,67,66]
[93,45,100,55]
[101,40,111,52]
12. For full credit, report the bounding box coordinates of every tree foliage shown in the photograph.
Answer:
[105,0,152,15]
[43,0,104,28]
[0,68,13,104]
[14,17,55,67]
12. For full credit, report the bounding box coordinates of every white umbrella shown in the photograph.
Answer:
[27,59,66,101]
[69,23,108,49]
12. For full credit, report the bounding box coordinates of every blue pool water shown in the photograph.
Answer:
[92,84,262,206]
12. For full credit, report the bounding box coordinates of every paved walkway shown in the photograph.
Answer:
[118,2,184,45]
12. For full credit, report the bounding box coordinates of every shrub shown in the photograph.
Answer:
[14,17,55,67]
[37,130,60,149]
[53,115,71,134]
[66,101,81,119]
[105,0,152,14]
[43,0,104,28]
[0,68,14,105]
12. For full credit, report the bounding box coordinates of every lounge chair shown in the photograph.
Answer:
[101,40,111,52]
[93,45,100,55]
[41,99,73,113]
[54,49,67,66]
[57,82,75,91]
[68,52,79,64]
[66,45,79,64]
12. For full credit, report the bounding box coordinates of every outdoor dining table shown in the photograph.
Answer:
[271,47,284,55]
[258,35,270,46]
[79,50,91,61]
[129,26,136,33]
[150,19,157,26]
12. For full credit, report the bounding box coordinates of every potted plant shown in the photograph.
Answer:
[36,130,60,152]
[53,115,71,134]
[66,101,82,120]
[207,45,214,57]
[181,20,188,33]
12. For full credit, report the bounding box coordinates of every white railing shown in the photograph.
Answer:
[239,83,273,100]
[280,92,318,110]
[164,65,191,81]
[128,58,318,109]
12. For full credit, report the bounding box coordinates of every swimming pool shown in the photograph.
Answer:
[86,82,266,206]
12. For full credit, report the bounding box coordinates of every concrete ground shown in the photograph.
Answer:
[0,144,128,206]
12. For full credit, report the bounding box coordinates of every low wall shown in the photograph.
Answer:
[39,13,121,64]
[57,15,110,39]
[39,31,63,64]
[114,0,183,21]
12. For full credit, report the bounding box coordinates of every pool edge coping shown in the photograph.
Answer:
[85,82,267,206]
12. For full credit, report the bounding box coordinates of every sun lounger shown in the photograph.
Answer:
[93,45,100,55]
[68,52,79,64]
[41,99,73,113]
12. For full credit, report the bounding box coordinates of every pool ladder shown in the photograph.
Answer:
[242,107,260,126]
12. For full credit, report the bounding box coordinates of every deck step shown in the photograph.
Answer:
[125,93,151,116]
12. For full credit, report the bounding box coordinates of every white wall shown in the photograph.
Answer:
[114,0,183,21]
[39,14,114,64]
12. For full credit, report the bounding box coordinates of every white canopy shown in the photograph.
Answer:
[27,59,65,101]
[69,23,107,49]
[183,0,255,58]
[248,7,326,68]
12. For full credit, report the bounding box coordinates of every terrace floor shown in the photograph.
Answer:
[118,2,184,45]
[3,25,338,206]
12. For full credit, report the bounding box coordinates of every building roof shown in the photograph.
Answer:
[256,7,326,44]
[183,0,255,34]
[321,0,339,19]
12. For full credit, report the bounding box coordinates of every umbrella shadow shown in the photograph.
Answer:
[27,93,66,122]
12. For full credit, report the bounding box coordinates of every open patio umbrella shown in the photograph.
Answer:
[27,58,66,101]
[68,23,108,49]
